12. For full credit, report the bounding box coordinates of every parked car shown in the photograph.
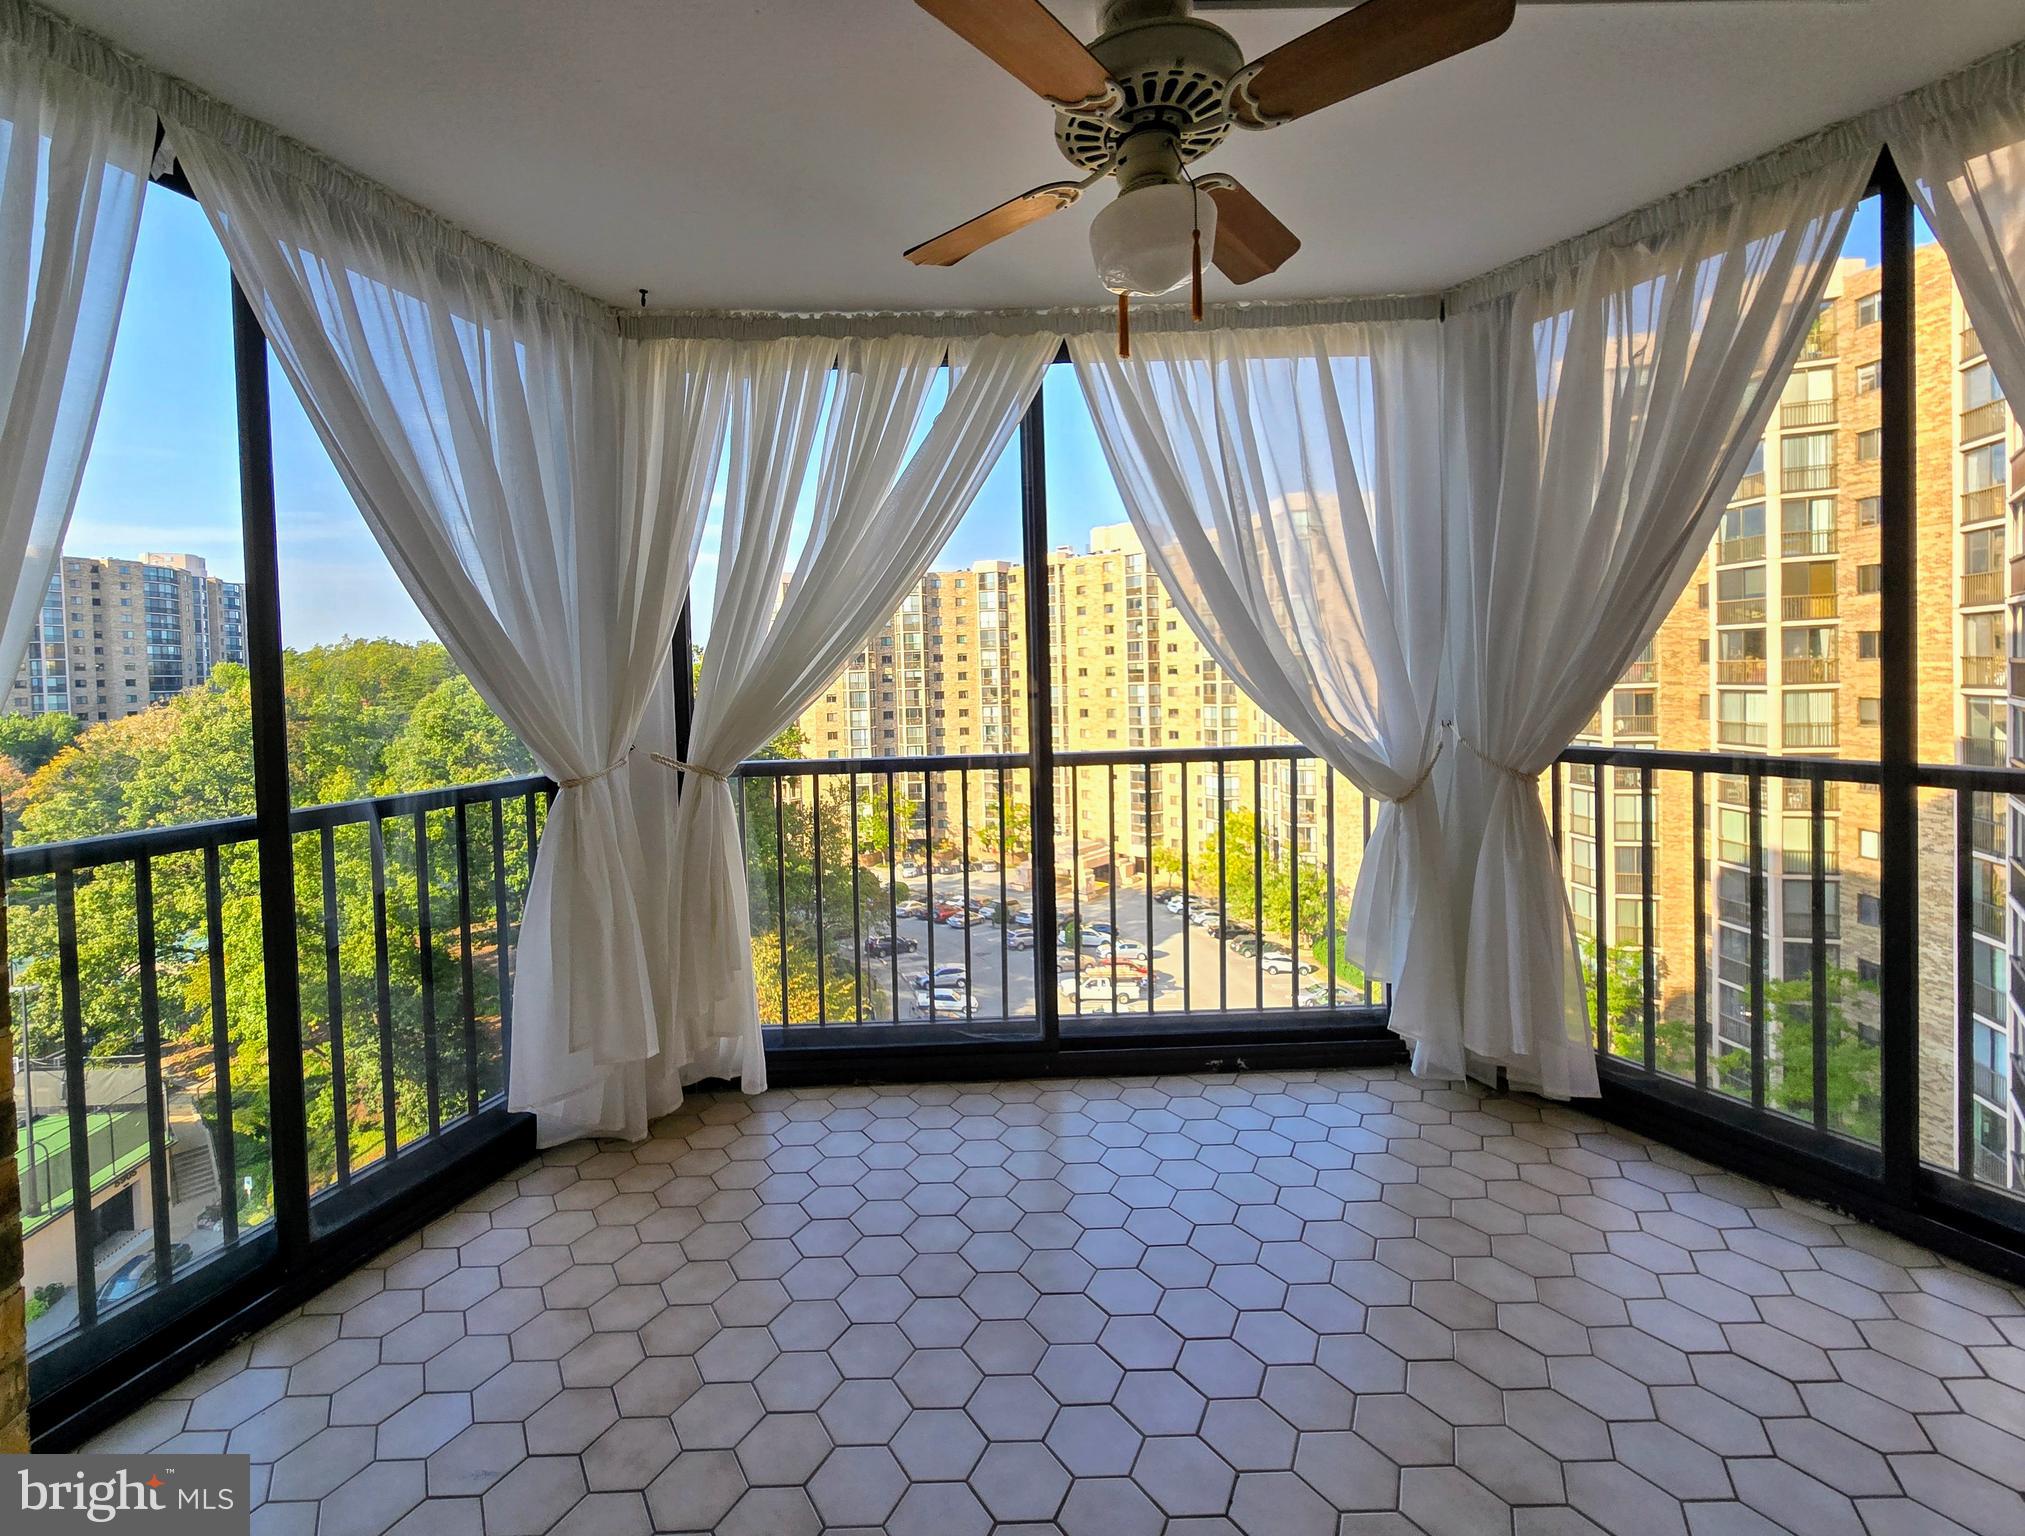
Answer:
[916,964,968,990]
[100,1242,194,1305]
[1059,973,1142,1008]
[1099,937,1148,963]
[1189,907,1221,928]
[1260,950,1317,977]
[1164,894,1191,914]
[1007,929,1035,951]
[912,986,975,1018]
[1012,911,1034,928]
[1229,935,1261,958]
[897,863,925,879]
[896,900,929,919]
[1083,953,1148,980]
[974,859,999,873]
[865,934,918,959]
[1300,983,1332,1008]
[942,911,975,929]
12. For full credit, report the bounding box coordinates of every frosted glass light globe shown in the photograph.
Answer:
[1090,182,1215,297]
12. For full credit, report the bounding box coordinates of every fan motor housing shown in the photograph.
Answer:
[1055,13,1244,174]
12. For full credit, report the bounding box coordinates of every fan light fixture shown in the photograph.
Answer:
[1091,181,1215,298]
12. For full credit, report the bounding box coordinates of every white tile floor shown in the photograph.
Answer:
[84,1068,2025,1536]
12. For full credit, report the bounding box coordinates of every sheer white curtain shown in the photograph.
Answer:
[1886,49,2025,405]
[167,120,738,1144]
[1441,151,1871,1099]
[671,330,1053,1090]
[0,41,149,698]
[1065,321,1457,1074]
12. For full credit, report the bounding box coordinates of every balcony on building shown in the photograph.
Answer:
[1962,483,2005,525]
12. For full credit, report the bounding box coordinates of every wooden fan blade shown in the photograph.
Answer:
[905,183,1083,267]
[914,0,1112,106]
[1204,179,1301,285]
[1233,0,1517,128]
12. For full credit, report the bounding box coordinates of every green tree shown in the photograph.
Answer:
[0,711,78,774]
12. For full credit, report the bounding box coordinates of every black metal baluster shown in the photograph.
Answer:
[1595,773,1611,1057]
[1107,763,1119,1008]
[203,845,239,1239]
[1692,768,1709,1093]
[1071,766,1084,1020]
[774,778,789,1026]
[1144,756,1155,1019]
[998,765,1010,1022]
[55,862,98,1326]
[924,772,939,1022]
[134,857,174,1283]
[490,794,512,1092]
[1812,772,1830,1133]
[848,768,864,1025]
[369,809,398,1160]
[960,769,974,1022]
[414,809,441,1137]
[1326,769,1338,1012]
[1253,757,1265,1009]
[320,825,349,1184]
[1180,761,1192,1015]
[886,771,900,1023]
[1289,758,1301,1012]
[1642,763,1656,1073]
[1748,770,1767,1112]
[813,775,828,1028]
[455,801,479,1119]
[1218,760,1229,1011]
[1955,791,1975,1177]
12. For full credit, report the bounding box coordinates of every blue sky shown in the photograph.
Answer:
[65,183,1907,649]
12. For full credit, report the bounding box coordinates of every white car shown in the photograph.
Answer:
[1260,950,1316,977]
[1164,894,1189,914]
[1099,937,1148,963]
[1059,974,1142,1008]
[912,964,968,991]
[912,986,974,1018]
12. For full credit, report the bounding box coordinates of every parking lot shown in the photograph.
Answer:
[828,867,1352,1025]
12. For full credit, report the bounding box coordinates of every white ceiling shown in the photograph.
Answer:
[51,0,2025,311]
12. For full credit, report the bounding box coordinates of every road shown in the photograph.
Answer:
[801,867,1357,1027]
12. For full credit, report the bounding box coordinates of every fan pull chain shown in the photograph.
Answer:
[1117,291,1130,358]
[1191,228,1204,323]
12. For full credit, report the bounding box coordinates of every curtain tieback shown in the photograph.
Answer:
[558,758,631,789]
[1394,738,1444,805]
[647,751,730,784]
[1458,735,1536,783]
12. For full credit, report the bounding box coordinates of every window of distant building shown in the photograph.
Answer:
[1857,291,1882,327]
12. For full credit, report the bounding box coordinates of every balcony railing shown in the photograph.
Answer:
[1716,599,1766,626]
[1961,736,2006,767]
[1961,400,2008,443]
[1716,659,1767,685]
[1801,320,1837,361]
[1963,653,2006,688]
[1619,661,1658,685]
[1781,657,1838,685]
[1962,485,2004,525]
[1962,321,1984,360]
[5,774,548,1365]
[731,743,1382,1034]
[1781,399,1836,430]
[1730,472,1767,503]
[1963,571,2005,608]
[1783,465,1836,493]
[1781,528,1837,557]
[1613,712,1658,738]
[1781,594,1838,621]
[1717,536,1766,564]
[1782,720,1838,750]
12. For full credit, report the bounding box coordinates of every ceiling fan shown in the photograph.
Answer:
[903,0,1851,334]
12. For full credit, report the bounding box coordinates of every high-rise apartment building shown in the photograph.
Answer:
[6,552,248,724]
[1570,244,2025,1187]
